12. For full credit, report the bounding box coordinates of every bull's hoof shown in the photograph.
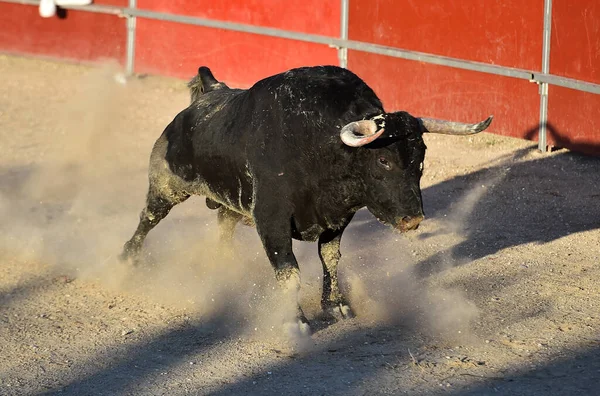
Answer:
[323,303,355,321]
[119,247,140,267]
[283,319,311,338]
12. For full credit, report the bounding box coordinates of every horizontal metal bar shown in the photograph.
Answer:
[535,73,600,95]
[2,0,38,4]
[349,41,534,80]
[2,0,599,96]
[126,7,341,46]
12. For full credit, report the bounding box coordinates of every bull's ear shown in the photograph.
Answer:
[340,120,385,147]
[198,66,219,86]
[197,66,229,92]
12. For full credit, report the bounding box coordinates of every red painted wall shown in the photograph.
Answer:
[134,0,340,85]
[348,0,544,70]
[137,0,339,36]
[0,1,127,64]
[347,0,544,139]
[348,53,540,140]
[134,21,338,86]
[546,0,600,153]
[550,0,600,84]
[547,87,600,155]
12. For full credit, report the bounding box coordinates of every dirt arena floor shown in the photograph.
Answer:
[0,54,599,395]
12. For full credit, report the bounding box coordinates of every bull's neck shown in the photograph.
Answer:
[318,167,367,218]
[310,143,369,219]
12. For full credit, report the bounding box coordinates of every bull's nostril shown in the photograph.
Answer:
[401,216,413,224]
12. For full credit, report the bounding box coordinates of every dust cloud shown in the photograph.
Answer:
[342,232,480,343]
[0,64,302,345]
[340,169,509,343]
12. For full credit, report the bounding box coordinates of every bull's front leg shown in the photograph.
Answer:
[318,225,354,320]
[253,201,309,332]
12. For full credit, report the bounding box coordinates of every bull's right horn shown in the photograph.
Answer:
[340,120,385,147]
[420,115,493,135]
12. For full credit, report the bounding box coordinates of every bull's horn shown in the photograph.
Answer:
[340,120,385,147]
[419,115,493,135]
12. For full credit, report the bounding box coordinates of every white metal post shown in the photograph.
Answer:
[125,0,137,76]
[539,0,553,152]
[339,0,349,68]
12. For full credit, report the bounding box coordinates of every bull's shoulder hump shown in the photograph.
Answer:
[246,66,383,117]
[250,66,367,91]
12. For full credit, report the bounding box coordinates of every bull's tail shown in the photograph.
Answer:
[187,66,228,103]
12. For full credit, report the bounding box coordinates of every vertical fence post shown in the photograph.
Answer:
[539,0,553,152]
[125,0,137,76]
[338,0,349,68]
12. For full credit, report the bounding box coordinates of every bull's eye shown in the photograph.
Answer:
[377,156,392,171]
[419,162,424,172]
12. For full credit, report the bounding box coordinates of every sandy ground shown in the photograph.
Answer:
[0,54,599,396]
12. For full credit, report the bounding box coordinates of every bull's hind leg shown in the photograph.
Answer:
[217,206,242,243]
[120,186,189,265]
[205,199,243,243]
[214,206,242,259]
[204,200,242,251]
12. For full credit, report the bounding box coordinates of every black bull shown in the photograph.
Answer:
[121,65,492,329]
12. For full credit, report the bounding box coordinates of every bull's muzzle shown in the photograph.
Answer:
[397,215,424,232]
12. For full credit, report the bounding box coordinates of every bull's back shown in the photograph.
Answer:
[151,66,382,215]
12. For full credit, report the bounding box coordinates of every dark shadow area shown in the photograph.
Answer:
[191,324,422,396]
[42,312,241,395]
[415,145,599,277]
[36,293,427,396]
[0,275,51,309]
[15,294,598,396]
[347,142,599,279]
[526,121,600,156]
[455,346,600,395]
[182,327,600,396]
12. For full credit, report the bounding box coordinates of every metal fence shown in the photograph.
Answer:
[3,0,599,152]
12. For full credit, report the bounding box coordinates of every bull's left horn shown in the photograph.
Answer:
[419,115,493,135]
[340,120,385,147]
